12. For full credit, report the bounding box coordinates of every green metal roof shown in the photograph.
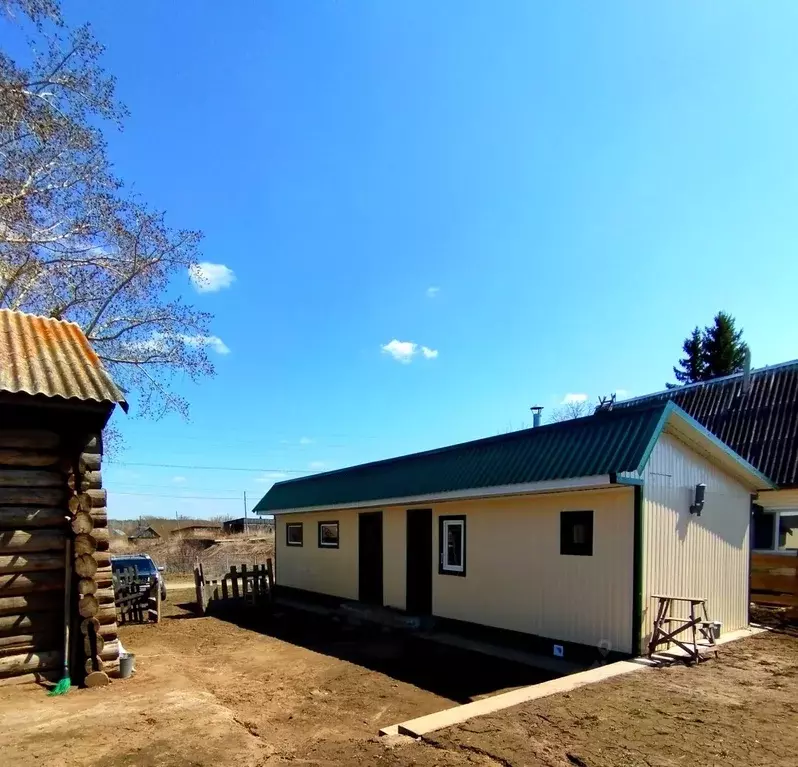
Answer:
[254,403,674,513]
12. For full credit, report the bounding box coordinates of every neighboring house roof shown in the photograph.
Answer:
[170,524,220,534]
[128,525,161,539]
[254,402,773,514]
[616,359,798,488]
[0,309,128,411]
[224,517,272,525]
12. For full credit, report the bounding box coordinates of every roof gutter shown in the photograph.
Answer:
[255,474,616,515]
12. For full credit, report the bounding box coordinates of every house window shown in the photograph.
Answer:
[318,521,339,548]
[561,510,593,556]
[439,515,466,576]
[286,523,303,547]
[754,510,798,551]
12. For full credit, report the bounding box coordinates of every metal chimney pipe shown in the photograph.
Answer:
[530,406,543,428]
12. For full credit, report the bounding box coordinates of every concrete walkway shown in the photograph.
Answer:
[381,626,763,738]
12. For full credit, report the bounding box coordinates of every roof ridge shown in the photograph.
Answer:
[618,358,798,407]
[267,401,669,491]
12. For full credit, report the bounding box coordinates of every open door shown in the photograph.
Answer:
[358,511,383,605]
[406,508,432,615]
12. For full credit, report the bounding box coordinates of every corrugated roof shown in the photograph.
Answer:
[0,309,127,410]
[254,404,670,513]
[616,360,798,487]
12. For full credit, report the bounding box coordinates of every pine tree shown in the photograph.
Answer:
[703,311,748,379]
[670,312,748,386]
[673,327,706,384]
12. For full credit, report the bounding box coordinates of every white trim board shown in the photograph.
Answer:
[257,475,617,515]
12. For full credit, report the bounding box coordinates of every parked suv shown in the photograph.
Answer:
[111,554,167,601]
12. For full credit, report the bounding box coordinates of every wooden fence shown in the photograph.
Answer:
[113,567,161,624]
[751,552,798,612]
[194,560,274,615]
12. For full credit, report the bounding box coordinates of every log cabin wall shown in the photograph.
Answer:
[0,402,120,686]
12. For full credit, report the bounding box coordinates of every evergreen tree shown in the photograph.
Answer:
[673,327,706,384]
[670,312,748,386]
[703,312,748,379]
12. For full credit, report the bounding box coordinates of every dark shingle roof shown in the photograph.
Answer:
[254,404,671,513]
[616,360,798,488]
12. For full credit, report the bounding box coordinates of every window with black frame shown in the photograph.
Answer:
[286,522,303,546]
[560,510,593,556]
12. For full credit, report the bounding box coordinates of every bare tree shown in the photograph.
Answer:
[549,399,594,423]
[1,3,218,418]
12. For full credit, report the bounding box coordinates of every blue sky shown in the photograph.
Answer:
[50,2,798,519]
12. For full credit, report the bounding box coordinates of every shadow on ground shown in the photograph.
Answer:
[210,603,559,703]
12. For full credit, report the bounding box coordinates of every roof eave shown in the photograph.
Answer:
[660,406,777,491]
[253,474,620,515]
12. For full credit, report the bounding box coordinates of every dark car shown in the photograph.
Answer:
[111,554,167,601]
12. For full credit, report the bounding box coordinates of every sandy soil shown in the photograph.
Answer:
[0,589,795,767]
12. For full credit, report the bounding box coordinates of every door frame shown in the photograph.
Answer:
[358,511,383,605]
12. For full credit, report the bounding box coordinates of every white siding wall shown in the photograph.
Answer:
[641,430,752,650]
[431,488,636,654]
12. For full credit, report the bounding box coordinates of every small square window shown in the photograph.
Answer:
[318,521,339,548]
[561,510,593,556]
[439,515,466,576]
[286,523,303,546]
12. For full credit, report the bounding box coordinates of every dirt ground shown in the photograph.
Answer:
[0,588,796,767]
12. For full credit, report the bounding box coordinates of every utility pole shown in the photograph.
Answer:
[243,491,248,532]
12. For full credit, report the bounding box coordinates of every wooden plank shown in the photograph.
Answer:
[0,450,60,467]
[0,572,64,597]
[230,565,239,599]
[0,431,59,450]
[221,577,229,600]
[0,488,66,506]
[751,573,798,594]
[0,593,60,618]
[751,592,798,608]
[0,553,63,575]
[241,564,248,598]
[751,552,798,570]
[0,530,65,554]
[0,507,66,530]
[0,650,59,678]
[0,469,64,488]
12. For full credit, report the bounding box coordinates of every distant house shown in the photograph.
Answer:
[128,525,161,541]
[223,517,274,535]
[616,359,798,555]
[254,402,772,660]
[170,524,221,539]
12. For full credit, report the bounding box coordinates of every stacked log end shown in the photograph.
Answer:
[0,430,66,682]
[0,429,121,686]
[71,434,119,685]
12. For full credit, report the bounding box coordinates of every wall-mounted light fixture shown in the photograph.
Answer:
[690,483,706,516]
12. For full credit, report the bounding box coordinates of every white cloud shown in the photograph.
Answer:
[426,286,440,298]
[180,334,231,355]
[299,437,314,445]
[381,339,417,363]
[172,476,187,484]
[381,339,439,364]
[255,471,288,484]
[614,389,630,400]
[188,262,236,293]
[309,461,327,470]
[562,393,589,405]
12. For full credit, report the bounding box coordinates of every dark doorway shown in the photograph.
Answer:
[406,508,432,615]
[358,511,383,605]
